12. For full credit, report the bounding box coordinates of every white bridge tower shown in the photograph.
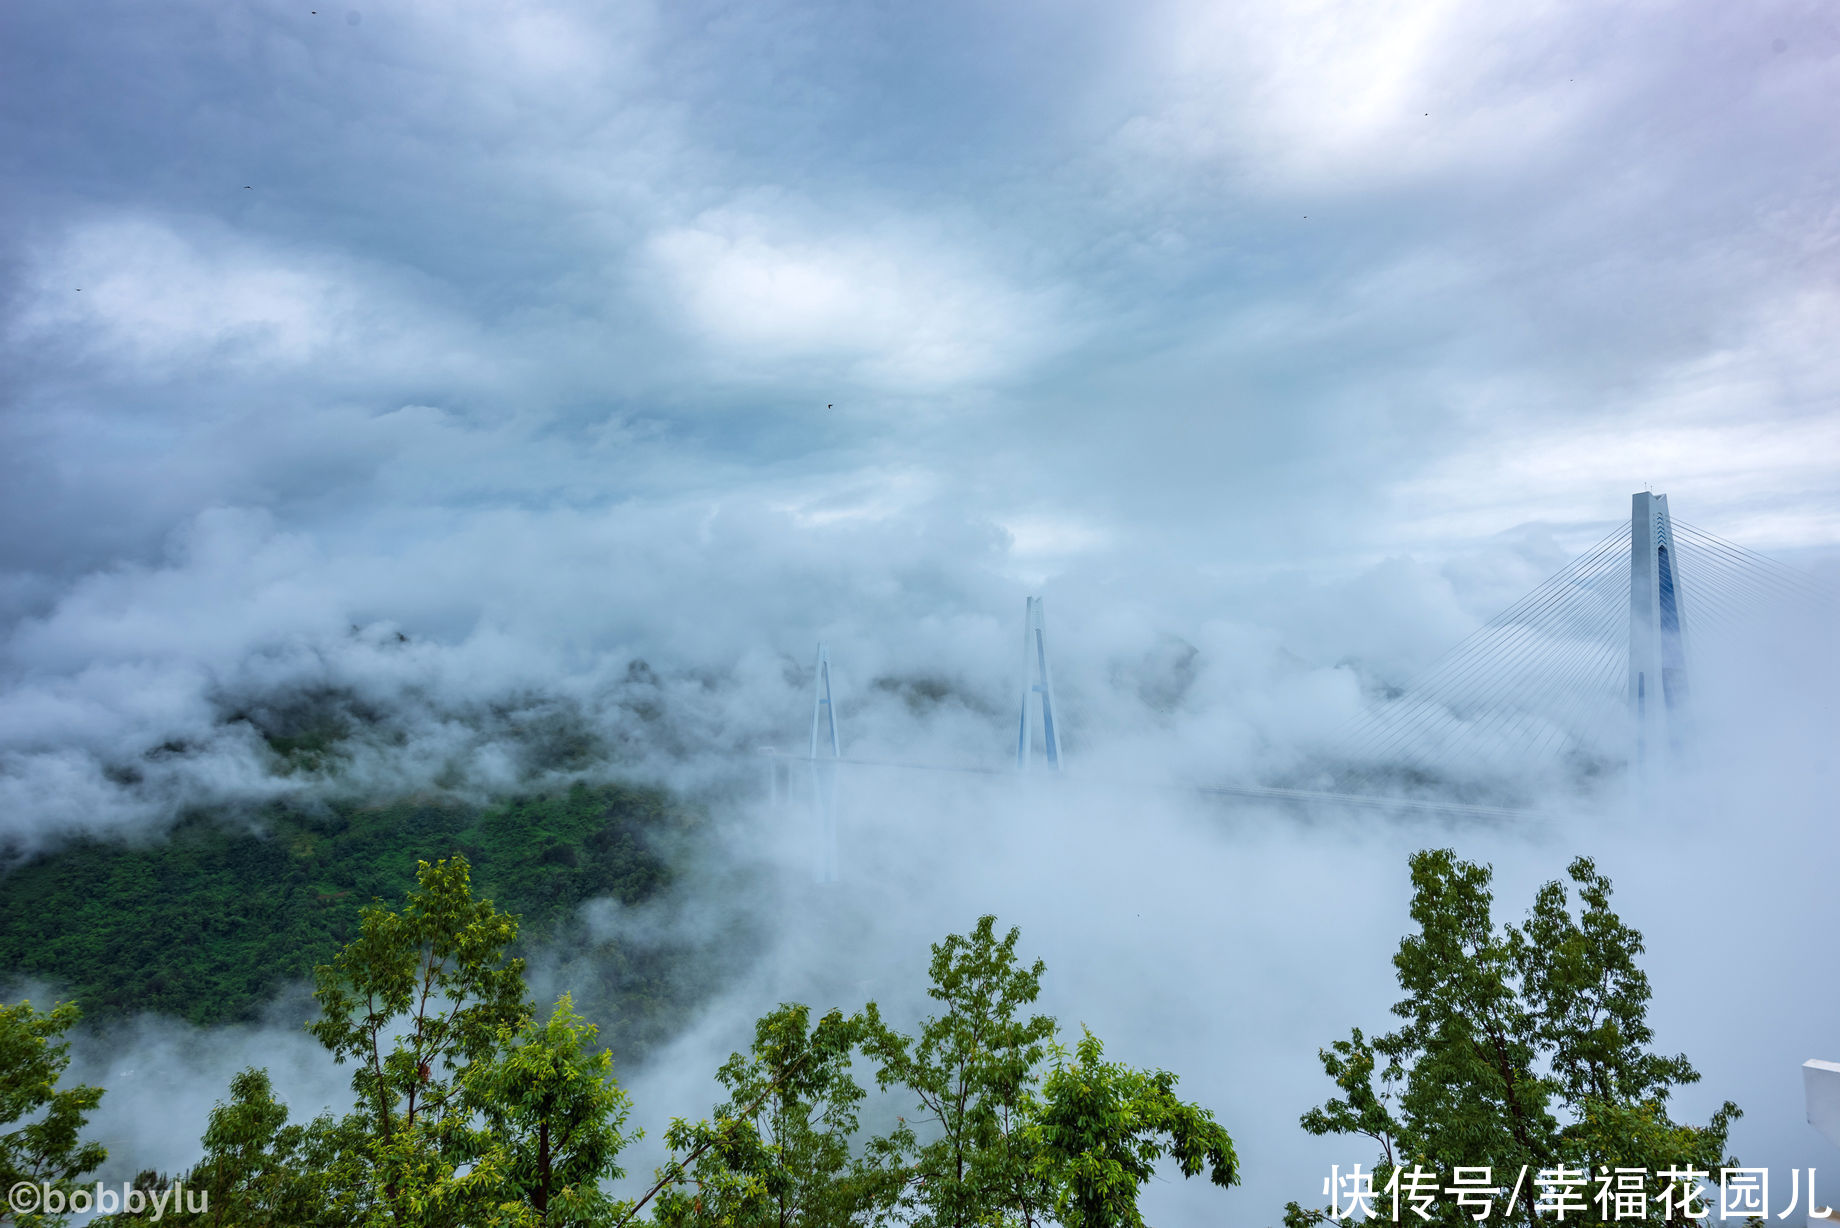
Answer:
[809,642,841,882]
[1016,596,1063,772]
[1628,491,1690,764]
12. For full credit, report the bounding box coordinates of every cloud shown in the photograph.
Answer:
[1112,0,1602,191]
[8,217,501,389]
[644,205,1069,390]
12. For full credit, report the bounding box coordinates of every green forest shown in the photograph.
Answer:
[0,845,1752,1228]
[0,782,709,1053]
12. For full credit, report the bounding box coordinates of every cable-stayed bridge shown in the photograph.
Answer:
[765,492,1834,877]
[1327,495,1830,800]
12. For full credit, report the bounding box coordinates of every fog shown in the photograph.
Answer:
[33,563,1840,1224]
[4,0,1839,1222]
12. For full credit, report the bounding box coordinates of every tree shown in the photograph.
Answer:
[0,1000,107,1228]
[860,916,1241,1228]
[90,1067,344,1228]
[69,898,1243,1228]
[99,859,637,1228]
[307,854,532,1226]
[648,1004,868,1228]
[457,994,635,1227]
[1287,849,1739,1228]
[1032,1029,1238,1228]
[861,915,1059,1227]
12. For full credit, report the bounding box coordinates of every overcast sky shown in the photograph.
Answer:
[3,0,1835,806]
[4,2,1840,1219]
[5,0,1836,581]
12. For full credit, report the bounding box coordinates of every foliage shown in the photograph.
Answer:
[1286,849,1739,1228]
[457,995,636,1228]
[18,830,1739,1228]
[0,783,690,1049]
[649,1004,869,1228]
[853,915,1240,1228]
[307,854,532,1225]
[860,916,1060,1226]
[93,859,635,1228]
[27,865,1240,1226]
[0,1000,107,1228]
[89,1067,345,1228]
[1033,1028,1238,1228]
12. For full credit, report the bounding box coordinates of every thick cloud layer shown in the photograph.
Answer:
[4,0,1839,1222]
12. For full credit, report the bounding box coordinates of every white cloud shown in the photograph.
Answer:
[9,218,492,386]
[644,207,1065,389]
[1386,284,1840,551]
[1110,0,1615,192]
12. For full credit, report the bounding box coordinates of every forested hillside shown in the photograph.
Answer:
[0,782,710,1054]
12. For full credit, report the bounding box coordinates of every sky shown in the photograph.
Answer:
[3,0,1839,1222]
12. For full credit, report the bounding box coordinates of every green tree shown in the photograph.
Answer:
[93,857,644,1228]
[457,994,636,1227]
[859,916,1241,1228]
[73,899,1244,1228]
[649,1004,868,1228]
[1287,850,1739,1228]
[1512,858,1736,1177]
[0,1000,106,1228]
[1032,1028,1238,1228]
[91,1067,344,1228]
[307,854,532,1226]
[861,915,1059,1227]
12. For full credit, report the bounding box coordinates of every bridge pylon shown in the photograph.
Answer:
[1628,492,1690,765]
[809,643,842,882]
[1016,596,1063,772]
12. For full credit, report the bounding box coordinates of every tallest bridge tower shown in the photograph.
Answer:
[1628,491,1690,762]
